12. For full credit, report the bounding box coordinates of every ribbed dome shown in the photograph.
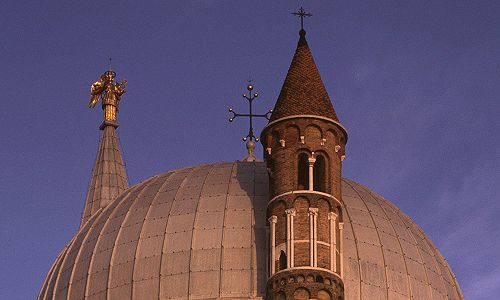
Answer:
[39,162,463,300]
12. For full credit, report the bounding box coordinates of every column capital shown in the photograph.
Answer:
[308,207,319,216]
[285,208,296,216]
[339,222,344,230]
[268,215,278,223]
[328,212,338,220]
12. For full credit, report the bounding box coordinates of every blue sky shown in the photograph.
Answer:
[0,1,499,299]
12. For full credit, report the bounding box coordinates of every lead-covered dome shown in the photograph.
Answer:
[39,162,463,299]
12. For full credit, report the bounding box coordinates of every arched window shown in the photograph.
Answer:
[293,288,310,300]
[298,153,309,190]
[279,250,287,270]
[273,292,286,300]
[317,290,332,300]
[313,155,326,192]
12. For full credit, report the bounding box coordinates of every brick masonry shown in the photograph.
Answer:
[265,268,344,300]
[263,116,346,299]
[261,117,346,200]
[262,29,347,300]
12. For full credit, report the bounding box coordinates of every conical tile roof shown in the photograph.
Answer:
[270,30,338,122]
[80,125,128,226]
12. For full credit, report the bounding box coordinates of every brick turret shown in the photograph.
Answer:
[261,29,347,300]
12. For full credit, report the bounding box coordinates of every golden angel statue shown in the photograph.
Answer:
[88,70,127,126]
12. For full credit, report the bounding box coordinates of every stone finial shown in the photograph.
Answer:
[242,140,257,162]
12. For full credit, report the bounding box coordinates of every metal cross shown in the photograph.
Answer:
[292,7,312,31]
[228,82,273,142]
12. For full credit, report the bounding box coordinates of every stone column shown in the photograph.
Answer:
[285,208,296,268]
[328,212,338,273]
[308,156,316,191]
[308,207,319,267]
[269,215,277,275]
[339,222,344,277]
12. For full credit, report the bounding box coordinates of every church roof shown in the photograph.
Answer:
[80,125,128,226]
[270,30,339,122]
[39,162,463,300]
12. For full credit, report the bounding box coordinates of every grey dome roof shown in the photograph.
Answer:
[39,162,463,300]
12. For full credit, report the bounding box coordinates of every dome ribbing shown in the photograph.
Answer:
[39,162,463,300]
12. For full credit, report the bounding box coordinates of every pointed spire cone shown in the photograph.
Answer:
[80,125,129,226]
[270,30,339,122]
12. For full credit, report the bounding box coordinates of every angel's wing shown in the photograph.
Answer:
[89,81,104,108]
[88,94,101,108]
[91,80,104,94]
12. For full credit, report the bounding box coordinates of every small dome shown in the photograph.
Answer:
[39,162,463,299]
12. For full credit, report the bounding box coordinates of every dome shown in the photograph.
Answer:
[39,162,463,300]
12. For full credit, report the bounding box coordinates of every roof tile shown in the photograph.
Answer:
[270,30,339,122]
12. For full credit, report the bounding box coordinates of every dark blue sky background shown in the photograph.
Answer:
[0,1,498,299]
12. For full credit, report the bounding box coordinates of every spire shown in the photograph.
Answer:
[81,69,129,226]
[269,25,339,122]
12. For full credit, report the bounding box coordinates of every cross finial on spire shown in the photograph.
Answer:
[292,7,312,31]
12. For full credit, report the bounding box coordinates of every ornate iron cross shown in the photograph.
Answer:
[228,82,273,142]
[292,7,312,31]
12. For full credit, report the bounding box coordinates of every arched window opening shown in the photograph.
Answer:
[317,290,333,300]
[293,288,311,300]
[279,250,287,270]
[273,292,286,300]
[313,155,326,192]
[268,158,275,193]
[298,153,309,190]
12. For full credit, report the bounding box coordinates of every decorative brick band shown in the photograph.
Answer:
[265,268,344,300]
[262,115,349,142]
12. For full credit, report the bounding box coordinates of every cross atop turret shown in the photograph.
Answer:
[292,7,312,31]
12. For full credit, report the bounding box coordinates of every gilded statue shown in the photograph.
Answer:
[88,70,127,124]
